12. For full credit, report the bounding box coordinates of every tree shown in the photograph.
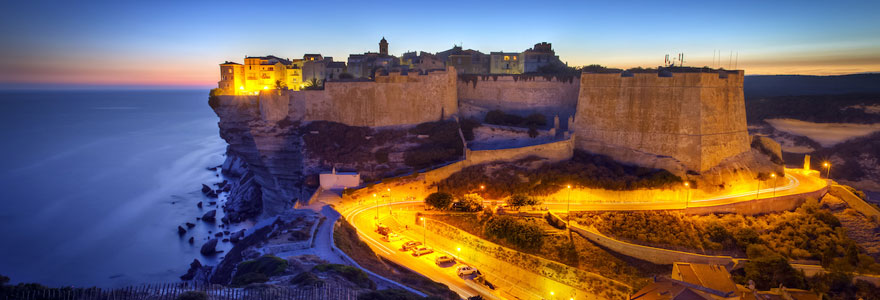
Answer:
[304,78,323,90]
[743,244,807,290]
[456,193,484,212]
[425,192,454,210]
[274,79,287,91]
[506,194,533,211]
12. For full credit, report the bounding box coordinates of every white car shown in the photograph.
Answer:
[457,265,478,277]
[382,233,401,242]
[411,246,434,257]
[435,255,455,265]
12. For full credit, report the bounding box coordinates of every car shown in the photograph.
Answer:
[411,247,434,257]
[377,224,391,236]
[435,255,455,265]
[382,233,401,242]
[457,265,478,277]
[400,241,422,251]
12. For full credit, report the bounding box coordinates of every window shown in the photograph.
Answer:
[268,67,274,71]
[228,69,232,73]
[504,56,510,61]
[513,56,517,61]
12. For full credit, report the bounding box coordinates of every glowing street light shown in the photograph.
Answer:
[823,162,832,180]
[373,193,379,219]
[771,173,777,197]
[387,188,392,215]
[684,182,690,208]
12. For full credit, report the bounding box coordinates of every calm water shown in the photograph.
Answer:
[0,90,238,287]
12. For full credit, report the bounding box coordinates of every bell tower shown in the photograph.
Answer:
[379,37,388,56]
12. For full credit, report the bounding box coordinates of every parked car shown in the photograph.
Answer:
[400,241,422,251]
[411,247,434,257]
[377,224,391,236]
[382,233,401,242]
[457,265,478,277]
[435,255,455,265]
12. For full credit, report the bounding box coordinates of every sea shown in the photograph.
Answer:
[0,90,240,288]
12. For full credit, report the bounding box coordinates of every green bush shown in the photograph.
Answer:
[290,272,324,286]
[313,264,376,289]
[741,245,807,290]
[176,291,208,300]
[231,272,269,286]
[506,194,538,210]
[455,193,484,212]
[485,216,544,250]
[425,192,453,210]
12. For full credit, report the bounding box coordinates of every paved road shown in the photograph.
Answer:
[339,168,829,299]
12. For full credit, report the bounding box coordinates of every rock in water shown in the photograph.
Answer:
[185,222,196,228]
[180,259,203,280]
[197,201,203,208]
[230,229,245,243]
[202,210,217,222]
[200,238,218,255]
[177,226,186,235]
[188,237,194,244]
[201,184,212,195]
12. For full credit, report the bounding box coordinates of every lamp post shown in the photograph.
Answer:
[373,193,378,220]
[420,217,427,246]
[771,173,777,197]
[566,185,572,236]
[755,178,761,200]
[387,188,392,216]
[684,182,690,208]
[823,162,832,180]
[480,184,487,206]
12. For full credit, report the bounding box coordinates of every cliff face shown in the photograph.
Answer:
[212,96,306,218]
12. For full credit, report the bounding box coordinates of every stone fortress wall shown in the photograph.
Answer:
[224,66,458,127]
[572,71,751,173]
[456,75,580,130]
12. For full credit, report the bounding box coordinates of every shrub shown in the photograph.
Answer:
[742,245,807,290]
[425,192,454,210]
[455,193,484,212]
[313,264,375,289]
[290,272,324,287]
[176,291,208,300]
[232,254,287,285]
[485,216,544,249]
[459,118,481,141]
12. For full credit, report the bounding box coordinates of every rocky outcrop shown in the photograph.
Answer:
[223,166,262,223]
[213,98,307,219]
[200,238,218,255]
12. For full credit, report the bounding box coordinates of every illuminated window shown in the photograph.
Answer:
[513,56,517,61]
[504,56,510,61]
[228,69,232,73]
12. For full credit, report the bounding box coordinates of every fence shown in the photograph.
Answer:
[2,282,362,300]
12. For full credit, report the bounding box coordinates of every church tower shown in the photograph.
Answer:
[379,37,388,56]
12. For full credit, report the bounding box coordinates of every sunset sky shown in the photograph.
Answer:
[1,0,878,89]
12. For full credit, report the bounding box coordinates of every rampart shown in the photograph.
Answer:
[573,71,750,173]
[457,75,580,127]
[216,67,458,127]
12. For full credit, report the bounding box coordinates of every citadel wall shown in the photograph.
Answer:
[295,67,457,127]
[573,71,750,173]
[457,75,580,128]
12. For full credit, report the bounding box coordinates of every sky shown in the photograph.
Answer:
[1,0,878,89]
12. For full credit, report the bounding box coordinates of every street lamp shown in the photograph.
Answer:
[373,193,378,219]
[823,162,832,180]
[566,185,572,235]
[387,188,392,216]
[684,182,690,208]
[420,217,427,246]
[771,173,777,197]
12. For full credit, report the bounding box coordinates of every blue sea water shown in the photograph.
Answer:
[0,90,237,288]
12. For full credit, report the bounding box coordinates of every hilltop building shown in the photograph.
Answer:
[438,46,489,74]
[489,51,523,74]
[523,42,563,73]
[347,38,399,78]
[401,51,444,72]
[217,55,303,95]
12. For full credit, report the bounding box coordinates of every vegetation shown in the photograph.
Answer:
[303,78,323,90]
[289,271,324,287]
[403,120,465,169]
[485,215,544,250]
[505,194,540,210]
[313,264,375,289]
[484,110,547,128]
[736,244,808,290]
[572,199,880,274]
[425,192,454,210]
[453,193,483,212]
[438,150,682,198]
[231,254,288,286]
[427,214,660,289]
